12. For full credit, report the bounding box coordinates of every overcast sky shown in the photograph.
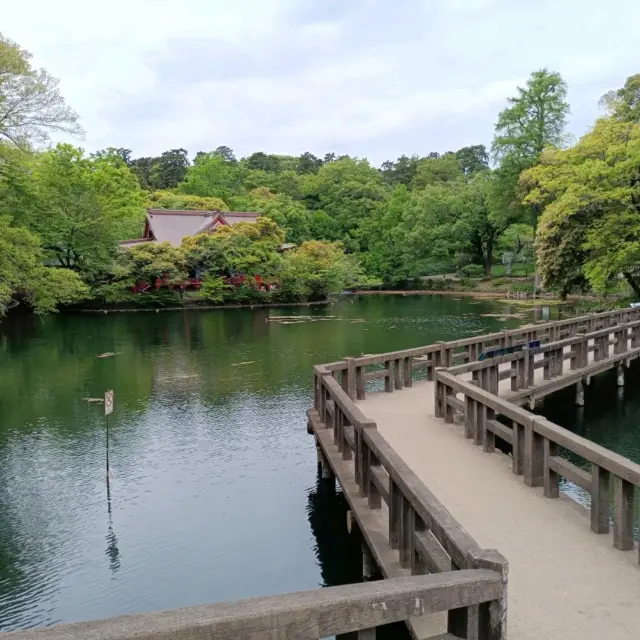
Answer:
[4,0,639,165]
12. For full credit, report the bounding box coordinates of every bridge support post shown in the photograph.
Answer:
[617,362,625,387]
[575,380,585,407]
[319,448,334,481]
[362,543,375,581]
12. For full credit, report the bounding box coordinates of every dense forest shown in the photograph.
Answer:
[1,32,640,316]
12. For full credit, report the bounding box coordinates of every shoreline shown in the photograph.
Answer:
[77,290,613,314]
[79,299,332,313]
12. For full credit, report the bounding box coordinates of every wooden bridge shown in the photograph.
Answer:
[308,308,640,640]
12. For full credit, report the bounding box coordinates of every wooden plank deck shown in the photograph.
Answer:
[358,372,640,640]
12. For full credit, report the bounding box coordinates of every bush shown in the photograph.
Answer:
[458,264,485,278]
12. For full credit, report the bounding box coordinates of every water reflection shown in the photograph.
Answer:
[0,296,591,631]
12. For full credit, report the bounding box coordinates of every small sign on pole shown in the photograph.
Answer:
[104,390,114,416]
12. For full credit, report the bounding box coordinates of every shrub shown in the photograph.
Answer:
[458,264,485,278]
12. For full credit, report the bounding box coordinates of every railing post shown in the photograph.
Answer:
[467,548,508,640]
[344,358,356,400]
[389,478,401,549]
[524,419,544,487]
[613,476,634,551]
[510,359,518,391]
[356,420,376,495]
[631,324,640,349]
[512,420,525,475]
[590,464,610,534]
[543,351,551,380]
[465,396,475,439]
[367,449,382,510]
[444,384,454,424]
[384,360,393,392]
[355,364,366,400]
[543,437,559,498]
[435,371,445,419]
[394,358,403,390]
[403,356,413,388]
[399,495,414,568]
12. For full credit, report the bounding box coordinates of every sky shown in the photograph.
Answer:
[3,0,640,165]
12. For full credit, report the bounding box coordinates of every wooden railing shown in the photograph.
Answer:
[444,320,640,404]
[320,309,640,402]
[311,366,508,639]
[434,369,640,563]
[0,572,506,640]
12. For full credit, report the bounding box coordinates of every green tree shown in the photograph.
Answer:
[148,190,228,211]
[179,153,239,200]
[380,155,420,186]
[231,188,310,244]
[0,34,83,146]
[359,185,410,283]
[300,157,387,251]
[149,148,190,189]
[0,216,88,315]
[296,152,322,174]
[279,241,368,300]
[412,153,461,189]
[522,117,640,296]
[455,145,489,176]
[599,73,640,123]
[3,144,145,277]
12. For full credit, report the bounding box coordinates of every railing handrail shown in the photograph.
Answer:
[2,572,504,640]
[436,370,640,491]
[319,308,640,374]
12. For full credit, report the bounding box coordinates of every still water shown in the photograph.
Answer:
[0,295,637,633]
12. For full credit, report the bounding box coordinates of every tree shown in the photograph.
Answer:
[231,188,311,244]
[600,73,640,123]
[380,155,420,186]
[521,117,640,296]
[181,217,284,278]
[296,152,322,174]
[149,148,190,189]
[246,152,281,173]
[213,145,236,163]
[148,191,228,211]
[0,34,83,146]
[179,153,239,200]
[359,185,410,283]
[412,153,461,189]
[493,69,570,162]
[455,145,489,176]
[279,241,368,300]
[4,144,146,278]
[0,216,87,315]
[122,242,187,285]
[300,157,387,251]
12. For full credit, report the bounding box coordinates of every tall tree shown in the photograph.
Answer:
[493,68,570,162]
[455,145,489,176]
[412,153,461,189]
[179,153,239,200]
[213,145,237,163]
[521,117,640,296]
[149,148,190,189]
[296,152,322,174]
[0,34,83,146]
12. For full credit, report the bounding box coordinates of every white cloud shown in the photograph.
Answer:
[3,0,640,164]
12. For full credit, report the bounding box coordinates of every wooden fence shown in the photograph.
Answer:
[310,367,508,639]
[434,367,640,564]
[0,572,506,640]
[319,309,640,402]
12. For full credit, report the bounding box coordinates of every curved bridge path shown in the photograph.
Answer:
[358,377,640,640]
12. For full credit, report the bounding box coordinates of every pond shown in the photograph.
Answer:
[0,295,637,633]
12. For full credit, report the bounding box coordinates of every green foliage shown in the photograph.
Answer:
[148,190,228,211]
[1,144,146,278]
[458,264,485,278]
[522,117,640,296]
[412,153,462,189]
[122,242,187,285]
[178,153,239,200]
[199,275,231,303]
[0,216,88,315]
[0,33,83,147]
[278,241,369,301]
[600,73,640,123]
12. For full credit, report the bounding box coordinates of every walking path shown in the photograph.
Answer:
[358,375,640,640]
